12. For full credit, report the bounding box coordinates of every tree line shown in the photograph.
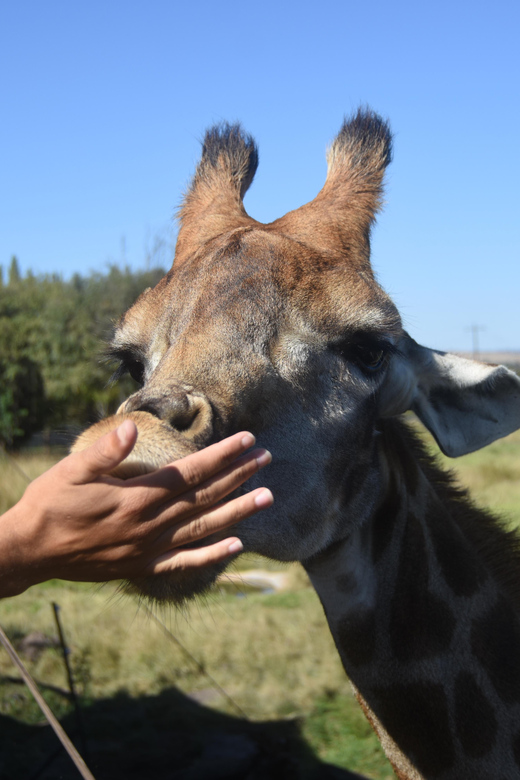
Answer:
[3,256,518,450]
[0,256,165,447]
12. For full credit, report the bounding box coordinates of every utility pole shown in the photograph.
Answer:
[466,324,486,358]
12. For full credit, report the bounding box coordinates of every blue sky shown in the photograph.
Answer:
[1,0,518,351]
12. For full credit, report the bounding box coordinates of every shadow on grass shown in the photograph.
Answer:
[0,686,369,780]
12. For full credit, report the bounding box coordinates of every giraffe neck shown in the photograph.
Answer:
[304,420,520,780]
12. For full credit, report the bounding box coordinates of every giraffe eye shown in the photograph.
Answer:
[330,337,392,376]
[126,358,145,385]
[108,348,146,386]
[352,344,387,372]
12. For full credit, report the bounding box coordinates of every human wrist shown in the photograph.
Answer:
[0,502,38,597]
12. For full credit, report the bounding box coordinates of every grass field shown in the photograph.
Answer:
[1,427,520,778]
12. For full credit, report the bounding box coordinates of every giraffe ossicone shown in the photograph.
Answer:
[74,110,520,779]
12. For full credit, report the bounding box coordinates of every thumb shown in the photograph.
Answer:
[70,419,138,483]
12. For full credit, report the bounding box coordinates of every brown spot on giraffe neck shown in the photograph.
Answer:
[427,495,488,598]
[512,730,520,771]
[373,682,455,777]
[389,512,455,663]
[371,419,423,567]
[335,572,357,593]
[377,419,421,497]
[336,611,377,668]
[339,455,375,515]
[371,474,401,565]
[471,597,520,705]
[390,421,520,616]
[454,671,497,758]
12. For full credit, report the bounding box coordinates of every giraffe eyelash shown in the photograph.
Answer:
[330,336,399,375]
[105,347,146,386]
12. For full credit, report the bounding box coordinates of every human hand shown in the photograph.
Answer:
[0,420,273,597]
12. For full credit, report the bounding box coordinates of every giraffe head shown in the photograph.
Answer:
[74,110,520,602]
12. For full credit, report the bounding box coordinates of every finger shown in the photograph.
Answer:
[129,447,271,518]
[128,431,257,494]
[145,537,245,575]
[153,487,274,549]
[172,449,272,513]
[68,420,138,484]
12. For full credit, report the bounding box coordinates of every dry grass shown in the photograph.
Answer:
[0,579,347,718]
[0,448,62,514]
[0,576,387,777]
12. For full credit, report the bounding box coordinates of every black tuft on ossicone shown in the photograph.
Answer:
[196,122,259,199]
[330,108,393,172]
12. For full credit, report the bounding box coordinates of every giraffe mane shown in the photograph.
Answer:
[394,419,520,611]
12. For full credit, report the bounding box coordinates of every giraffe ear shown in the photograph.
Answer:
[379,339,520,457]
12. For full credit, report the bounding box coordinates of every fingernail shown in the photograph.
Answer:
[255,449,272,467]
[241,433,256,448]
[228,539,243,554]
[116,419,135,446]
[254,488,274,508]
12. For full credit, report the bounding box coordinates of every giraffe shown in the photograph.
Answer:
[74,111,520,778]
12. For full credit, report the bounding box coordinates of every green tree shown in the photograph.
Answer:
[0,356,45,447]
[8,256,21,285]
[0,261,166,438]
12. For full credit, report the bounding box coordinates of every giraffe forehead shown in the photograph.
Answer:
[119,229,402,351]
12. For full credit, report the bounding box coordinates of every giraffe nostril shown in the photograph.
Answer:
[169,400,198,432]
[125,390,214,441]
[137,394,192,430]
[178,395,214,439]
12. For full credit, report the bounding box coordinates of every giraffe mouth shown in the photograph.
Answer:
[71,411,199,478]
[72,412,252,603]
